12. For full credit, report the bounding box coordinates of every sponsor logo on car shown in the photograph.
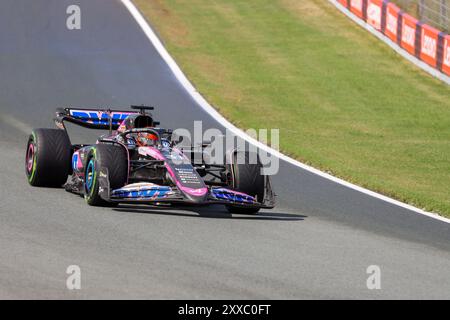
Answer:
[111,185,172,199]
[69,110,133,125]
[212,188,255,204]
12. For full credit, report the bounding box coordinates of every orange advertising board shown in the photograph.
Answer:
[400,13,418,55]
[442,35,450,75]
[366,0,383,30]
[384,2,400,43]
[420,24,440,67]
[350,0,364,19]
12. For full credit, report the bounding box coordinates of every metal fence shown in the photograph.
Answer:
[391,0,450,32]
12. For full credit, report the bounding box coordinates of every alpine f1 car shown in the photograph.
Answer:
[25,106,275,213]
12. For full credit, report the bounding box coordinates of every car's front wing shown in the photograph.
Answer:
[98,168,274,208]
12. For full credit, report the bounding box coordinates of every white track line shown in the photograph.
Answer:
[121,0,450,224]
[328,0,450,85]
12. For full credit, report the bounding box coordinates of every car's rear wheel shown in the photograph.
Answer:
[84,144,128,207]
[225,151,264,214]
[26,128,71,187]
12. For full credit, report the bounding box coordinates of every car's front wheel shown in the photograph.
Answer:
[84,144,128,207]
[225,151,265,214]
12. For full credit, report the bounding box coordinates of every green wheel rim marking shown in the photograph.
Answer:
[85,160,95,192]
[85,149,98,201]
[28,132,37,183]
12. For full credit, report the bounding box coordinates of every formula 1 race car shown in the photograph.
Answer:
[25,106,275,214]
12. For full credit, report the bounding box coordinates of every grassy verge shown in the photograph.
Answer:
[134,0,450,217]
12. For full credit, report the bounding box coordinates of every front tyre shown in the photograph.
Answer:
[225,151,264,214]
[26,128,71,187]
[84,144,128,207]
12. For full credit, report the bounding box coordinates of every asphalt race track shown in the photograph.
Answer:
[0,0,449,299]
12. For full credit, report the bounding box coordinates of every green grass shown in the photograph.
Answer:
[135,0,450,216]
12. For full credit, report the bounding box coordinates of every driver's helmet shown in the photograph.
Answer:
[135,132,158,146]
[117,114,157,147]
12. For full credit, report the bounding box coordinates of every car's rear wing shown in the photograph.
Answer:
[54,107,143,130]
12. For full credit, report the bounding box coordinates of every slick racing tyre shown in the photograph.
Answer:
[225,151,264,214]
[84,144,128,207]
[26,128,71,187]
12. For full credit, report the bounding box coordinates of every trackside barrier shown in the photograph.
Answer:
[330,0,450,83]
[350,0,365,19]
[420,24,440,68]
[400,13,419,56]
[338,0,348,8]
[384,2,401,43]
[367,0,383,31]
[442,35,450,75]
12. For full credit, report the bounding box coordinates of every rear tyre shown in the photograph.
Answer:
[84,144,128,207]
[225,151,264,214]
[25,128,71,187]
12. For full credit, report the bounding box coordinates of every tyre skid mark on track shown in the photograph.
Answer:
[0,114,31,135]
